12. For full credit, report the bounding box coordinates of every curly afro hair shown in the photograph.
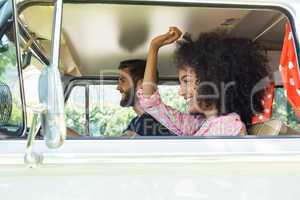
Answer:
[175,31,271,127]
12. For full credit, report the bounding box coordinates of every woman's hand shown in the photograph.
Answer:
[150,27,182,51]
[142,26,182,97]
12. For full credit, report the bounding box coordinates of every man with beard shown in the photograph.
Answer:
[117,59,175,136]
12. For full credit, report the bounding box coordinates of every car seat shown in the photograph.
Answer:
[248,119,300,136]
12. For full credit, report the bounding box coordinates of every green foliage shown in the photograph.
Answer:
[272,88,300,131]
[65,106,86,135]
[65,88,186,136]
[65,103,135,136]
[160,87,187,113]
[90,104,135,136]
[0,40,16,78]
[8,96,22,125]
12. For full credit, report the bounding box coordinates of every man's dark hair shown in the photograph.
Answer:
[175,31,271,127]
[118,59,159,84]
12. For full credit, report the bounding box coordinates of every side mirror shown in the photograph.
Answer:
[39,0,66,148]
[39,65,66,148]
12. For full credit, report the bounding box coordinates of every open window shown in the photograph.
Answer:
[16,1,300,138]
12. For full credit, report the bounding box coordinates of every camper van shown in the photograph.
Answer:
[0,0,300,199]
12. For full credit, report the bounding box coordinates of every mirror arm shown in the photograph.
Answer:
[51,0,63,67]
[24,104,47,167]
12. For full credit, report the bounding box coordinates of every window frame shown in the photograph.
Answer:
[16,0,300,140]
[61,1,300,140]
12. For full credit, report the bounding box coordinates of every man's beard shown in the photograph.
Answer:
[120,86,136,107]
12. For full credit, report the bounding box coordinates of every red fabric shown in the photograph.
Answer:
[279,22,300,118]
[252,83,275,124]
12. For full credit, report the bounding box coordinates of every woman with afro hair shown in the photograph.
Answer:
[137,27,271,136]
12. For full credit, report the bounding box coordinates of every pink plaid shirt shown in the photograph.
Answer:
[137,89,245,136]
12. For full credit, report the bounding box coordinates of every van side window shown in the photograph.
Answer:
[65,82,186,136]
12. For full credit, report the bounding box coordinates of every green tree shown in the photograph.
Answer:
[160,88,187,112]
[65,88,187,136]
[272,88,300,131]
[0,39,16,78]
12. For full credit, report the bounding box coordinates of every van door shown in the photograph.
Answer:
[2,1,300,200]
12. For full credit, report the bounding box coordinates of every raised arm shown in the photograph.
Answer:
[139,27,205,136]
[142,27,182,97]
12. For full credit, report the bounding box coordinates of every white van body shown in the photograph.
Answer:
[1,0,300,199]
